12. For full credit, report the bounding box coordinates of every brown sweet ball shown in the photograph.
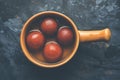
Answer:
[57,26,74,46]
[43,41,63,63]
[26,30,45,51]
[41,18,58,35]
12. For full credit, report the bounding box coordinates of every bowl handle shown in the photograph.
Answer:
[78,28,111,42]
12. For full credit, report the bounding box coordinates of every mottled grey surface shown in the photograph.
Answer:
[0,0,120,80]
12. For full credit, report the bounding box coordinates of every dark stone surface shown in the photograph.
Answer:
[0,0,120,80]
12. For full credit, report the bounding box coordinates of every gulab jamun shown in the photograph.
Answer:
[43,41,63,62]
[26,31,45,51]
[41,18,58,35]
[57,26,74,46]
[40,18,58,35]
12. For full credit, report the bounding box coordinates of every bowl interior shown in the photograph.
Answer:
[21,11,79,68]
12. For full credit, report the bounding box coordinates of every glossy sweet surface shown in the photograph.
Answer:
[41,18,58,35]
[43,41,63,62]
[57,26,74,46]
[26,31,45,51]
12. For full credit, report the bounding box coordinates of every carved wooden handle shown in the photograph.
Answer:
[79,28,111,42]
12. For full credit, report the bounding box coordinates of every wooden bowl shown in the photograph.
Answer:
[20,11,111,68]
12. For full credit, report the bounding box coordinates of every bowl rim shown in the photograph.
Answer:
[20,11,79,68]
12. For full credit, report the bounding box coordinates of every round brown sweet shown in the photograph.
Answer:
[43,41,63,62]
[26,31,45,51]
[41,18,58,35]
[57,26,74,46]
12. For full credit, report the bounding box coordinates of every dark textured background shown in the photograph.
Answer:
[0,0,120,80]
